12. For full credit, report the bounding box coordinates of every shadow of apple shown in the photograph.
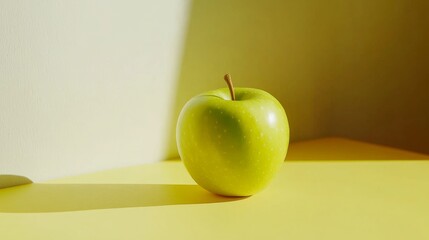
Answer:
[0,183,244,213]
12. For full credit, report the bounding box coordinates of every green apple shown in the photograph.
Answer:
[176,74,289,196]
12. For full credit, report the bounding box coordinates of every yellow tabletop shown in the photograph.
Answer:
[1,137,428,239]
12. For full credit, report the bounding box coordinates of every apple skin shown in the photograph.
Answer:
[176,87,289,196]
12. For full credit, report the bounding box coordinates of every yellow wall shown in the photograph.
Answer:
[166,0,336,158]
[329,1,429,154]
[167,0,429,158]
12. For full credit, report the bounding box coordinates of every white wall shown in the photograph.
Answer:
[0,0,190,181]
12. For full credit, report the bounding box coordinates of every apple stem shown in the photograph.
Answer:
[224,73,236,101]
